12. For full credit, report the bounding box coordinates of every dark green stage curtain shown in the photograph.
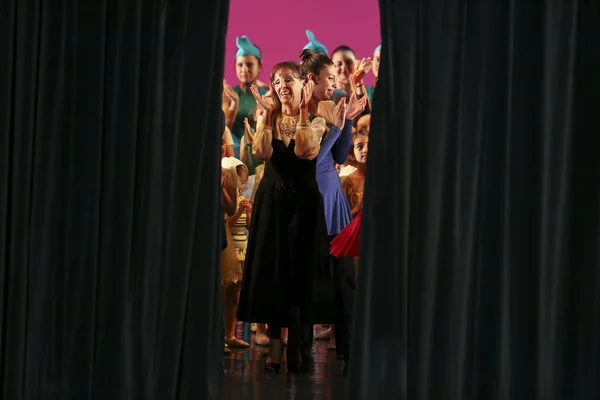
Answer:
[0,1,229,399]
[351,1,599,399]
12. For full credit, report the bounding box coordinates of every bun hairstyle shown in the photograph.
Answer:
[299,48,314,62]
[299,49,334,80]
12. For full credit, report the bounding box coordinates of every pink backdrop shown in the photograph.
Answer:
[224,0,381,87]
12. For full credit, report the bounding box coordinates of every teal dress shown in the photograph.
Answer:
[232,85,268,158]
[366,81,377,104]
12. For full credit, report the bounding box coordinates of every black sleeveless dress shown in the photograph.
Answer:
[237,138,335,327]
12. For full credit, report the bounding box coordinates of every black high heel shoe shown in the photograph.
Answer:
[265,362,281,373]
[264,339,283,374]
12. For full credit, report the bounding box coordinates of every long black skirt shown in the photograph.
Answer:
[237,178,335,327]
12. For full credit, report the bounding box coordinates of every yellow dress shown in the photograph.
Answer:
[230,195,248,260]
[341,173,364,211]
[221,169,244,287]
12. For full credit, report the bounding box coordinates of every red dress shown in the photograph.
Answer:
[330,209,362,257]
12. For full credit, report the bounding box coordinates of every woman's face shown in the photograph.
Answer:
[272,71,303,106]
[311,65,337,101]
[352,135,369,164]
[372,50,381,78]
[332,50,356,83]
[235,55,262,85]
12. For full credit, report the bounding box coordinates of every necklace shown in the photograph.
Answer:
[279,114,299,136]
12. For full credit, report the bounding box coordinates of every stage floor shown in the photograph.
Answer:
[218,324,349,399]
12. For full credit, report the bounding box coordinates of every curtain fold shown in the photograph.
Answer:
[0,1,229,398]
[351,0,600,399]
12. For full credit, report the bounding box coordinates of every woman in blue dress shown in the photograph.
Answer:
[298,49,366,362]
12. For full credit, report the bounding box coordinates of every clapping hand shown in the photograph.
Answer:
[299,80,315,121]
[251,84,273,122]
[345,93,367,120]
[251,85,273,111]
[332,97,347,128]
[240,198,252,213]
[223,80,239,104]
[352,58,373,86]
[243,117,254,144]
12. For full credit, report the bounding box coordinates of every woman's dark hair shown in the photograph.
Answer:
[331,45,355,58]
[299,49,334,81]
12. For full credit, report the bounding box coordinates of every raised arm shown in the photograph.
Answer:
[331,119,353,164]
[312,98,349,162]
[295,117,326,160]
[249,85,274,161]
[251,120,273,161]
[222,80,239,130]
[317,125,342,164]
[295,81,326,160]
[221,169,237,217]
[331,93,366,163]
[351,58,372,104]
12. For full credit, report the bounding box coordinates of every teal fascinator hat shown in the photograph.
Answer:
[236,35,261,59]
[375,44,382,52]
[302,30,328,56]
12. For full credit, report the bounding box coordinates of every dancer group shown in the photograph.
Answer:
[219,30,379,374]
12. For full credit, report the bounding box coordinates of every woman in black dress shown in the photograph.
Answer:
[237,61,346,373]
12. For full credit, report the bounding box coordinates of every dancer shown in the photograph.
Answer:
[299,48,367,351]
[220,158,251,350]
[219,112,236,354]
[237,61,341,373]
[330,46,372,107]
[331,128,369,268]
[240,111,263,175]
[222,35,268,158]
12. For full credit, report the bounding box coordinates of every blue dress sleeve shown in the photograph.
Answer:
[331,119,354,165]
[317,125,342,164]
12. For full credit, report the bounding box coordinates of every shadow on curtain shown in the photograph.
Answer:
[0,1,229,398]
[351,0,600,399]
